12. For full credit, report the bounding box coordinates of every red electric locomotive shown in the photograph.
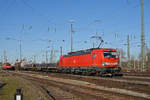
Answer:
[59,48,121,75]
[3,62,15,70]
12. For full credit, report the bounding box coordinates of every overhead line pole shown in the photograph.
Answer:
[60,46,62,56]
[68,20,74,52]
[33,55,36,63]
[19,40,22,62]
[50,46,54,63]
[141,0,145,72]
[1,56,3,64]
[127,35,130,70]
[71,23,73,52]
[93,42,95,48]
[50,50,52,63]
[3,50,7,63]
[46,50,48,63]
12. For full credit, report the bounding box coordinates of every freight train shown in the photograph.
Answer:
[59,48,121,76]
[19,48,121,76]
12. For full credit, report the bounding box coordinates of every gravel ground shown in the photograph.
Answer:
[42,72,150,94]
[11,71,150,100]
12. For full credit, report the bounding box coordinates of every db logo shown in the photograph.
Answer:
[73,60,76,63]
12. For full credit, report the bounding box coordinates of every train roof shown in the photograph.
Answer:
[64,48,116,57]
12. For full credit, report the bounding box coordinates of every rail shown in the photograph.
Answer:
[40,85,56,100]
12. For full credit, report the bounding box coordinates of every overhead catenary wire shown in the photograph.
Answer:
[21,0,54,25]
[0,0,16,18]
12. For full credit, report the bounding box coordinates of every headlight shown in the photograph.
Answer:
[113,62,118,65]
[105,62,110,65]
[102,62,110,66]
[102,62,105,66]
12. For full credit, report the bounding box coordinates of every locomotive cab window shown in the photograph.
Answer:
[6,63,11,66]
[103,51,118,58]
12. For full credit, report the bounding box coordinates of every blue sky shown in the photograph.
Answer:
[0,0,150,63]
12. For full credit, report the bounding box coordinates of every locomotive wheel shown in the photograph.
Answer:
[82,71,87,75]
[85,72,91,76]
[96,72,101,76]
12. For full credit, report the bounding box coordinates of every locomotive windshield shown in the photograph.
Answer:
[103,51,118,58]
[5,63,11,66]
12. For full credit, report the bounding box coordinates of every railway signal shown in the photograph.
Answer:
[14,88,23,100]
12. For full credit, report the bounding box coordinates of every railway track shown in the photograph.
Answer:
[10,71,150,100]
[13,72,101,100]
[123,72,150,77]
[11,72,82,100]
[40,85,56,100]
[22,71,150,87]
[17,71,150,94]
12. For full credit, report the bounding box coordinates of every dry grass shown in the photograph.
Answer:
[0,72,38,100]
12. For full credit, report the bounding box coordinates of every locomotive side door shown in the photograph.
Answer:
[92,51,101,67]
[92,51,97,67]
